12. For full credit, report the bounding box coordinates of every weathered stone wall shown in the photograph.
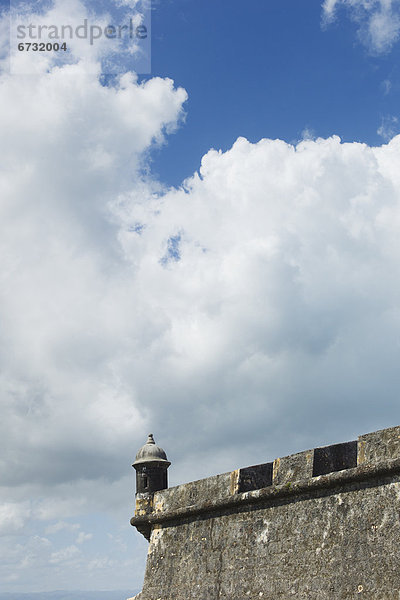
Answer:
[131,426,400,599]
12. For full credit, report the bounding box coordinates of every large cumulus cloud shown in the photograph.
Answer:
[115,133,400,476]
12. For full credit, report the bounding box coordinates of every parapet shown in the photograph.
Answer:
[131,424,400,537]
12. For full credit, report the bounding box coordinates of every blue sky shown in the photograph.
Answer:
[2,0,400,596]
[147,0,400,185]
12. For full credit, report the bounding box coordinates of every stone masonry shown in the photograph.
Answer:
[130,425,400,600]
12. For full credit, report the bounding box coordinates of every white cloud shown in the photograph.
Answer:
[76,531,93,544]
[381,78,392,95]
[107,132,400,484]
[0,502,30,535]
[300,127,317,140]
[378,114,399,140]
[322,0,400,53]
[45,521,81,535]
[49,544,81,564]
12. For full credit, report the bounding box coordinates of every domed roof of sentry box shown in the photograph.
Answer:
[133,434,171,466]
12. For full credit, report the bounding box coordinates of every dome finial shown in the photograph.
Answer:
[133,434,170,466]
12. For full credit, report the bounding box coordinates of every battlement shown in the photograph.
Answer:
[130,425,400,599]
[131,425,400,534]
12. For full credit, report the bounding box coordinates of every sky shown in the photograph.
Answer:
[1,0,400,596]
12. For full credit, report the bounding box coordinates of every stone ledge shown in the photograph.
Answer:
[152,471,233,515]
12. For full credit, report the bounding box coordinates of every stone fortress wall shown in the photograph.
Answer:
[130,425,400,599]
